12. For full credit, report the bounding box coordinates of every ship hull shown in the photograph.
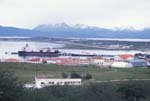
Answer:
[18,51,59,57]
[71,53,97,57]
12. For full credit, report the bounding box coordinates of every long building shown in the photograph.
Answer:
[35,76,82,88]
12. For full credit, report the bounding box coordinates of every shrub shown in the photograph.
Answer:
[0,71,23,101]
[70,72,81,78]
[61,72,68,78]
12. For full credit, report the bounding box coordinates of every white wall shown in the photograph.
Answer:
[93,59,113,67]
[111,62,133,68]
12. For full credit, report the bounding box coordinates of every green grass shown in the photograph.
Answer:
[0,62,150,83]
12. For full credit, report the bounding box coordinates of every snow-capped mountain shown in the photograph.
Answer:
[0,23,150,38]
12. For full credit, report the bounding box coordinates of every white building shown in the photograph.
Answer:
[92,58,113,67]
[126,59,147,67]
[35,77,81,88]
[111,59,148,68]
[111,62,133,68]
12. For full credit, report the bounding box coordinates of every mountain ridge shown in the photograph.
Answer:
[0,23,150,38]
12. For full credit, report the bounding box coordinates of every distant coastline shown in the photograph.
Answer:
[0,36,29,38]
[1,37,150,42]
[85,38,150,42]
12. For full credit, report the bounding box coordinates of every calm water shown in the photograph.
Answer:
[0,41,146,59]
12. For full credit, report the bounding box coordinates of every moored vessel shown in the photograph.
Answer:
[18,44,60,57]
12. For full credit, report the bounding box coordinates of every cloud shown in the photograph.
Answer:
[0,0,150,29]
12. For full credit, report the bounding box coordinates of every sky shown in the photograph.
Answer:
[0,0,150,29]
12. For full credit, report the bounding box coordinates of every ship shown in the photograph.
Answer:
[18,44,60,57]
[70,53,97,57]
[61,52,98,57]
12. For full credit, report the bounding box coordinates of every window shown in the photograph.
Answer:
[52,82,54,85]
[57,82,59,85]
[41,82,45,85]
[65,82,67,85]
[41,82,45,87]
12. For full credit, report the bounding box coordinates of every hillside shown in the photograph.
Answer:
[0,26,45,37]
[0,63,149,83]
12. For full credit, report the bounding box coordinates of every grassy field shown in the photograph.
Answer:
[0,62,150,83]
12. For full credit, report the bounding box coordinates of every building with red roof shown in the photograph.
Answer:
[4,58,21,62]
[116,54,134,60]
[27,58,43,64]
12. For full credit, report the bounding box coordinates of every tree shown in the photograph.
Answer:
[83,73,92,80]
[70,72,81,78]
[117,81,148,101]
[61,72,68,78]
[0,71,23,101]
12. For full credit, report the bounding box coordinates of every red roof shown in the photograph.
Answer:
[4,58,21,62]
[118,54,133,60]
[27,58,42,62]
[46,58,90,65]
